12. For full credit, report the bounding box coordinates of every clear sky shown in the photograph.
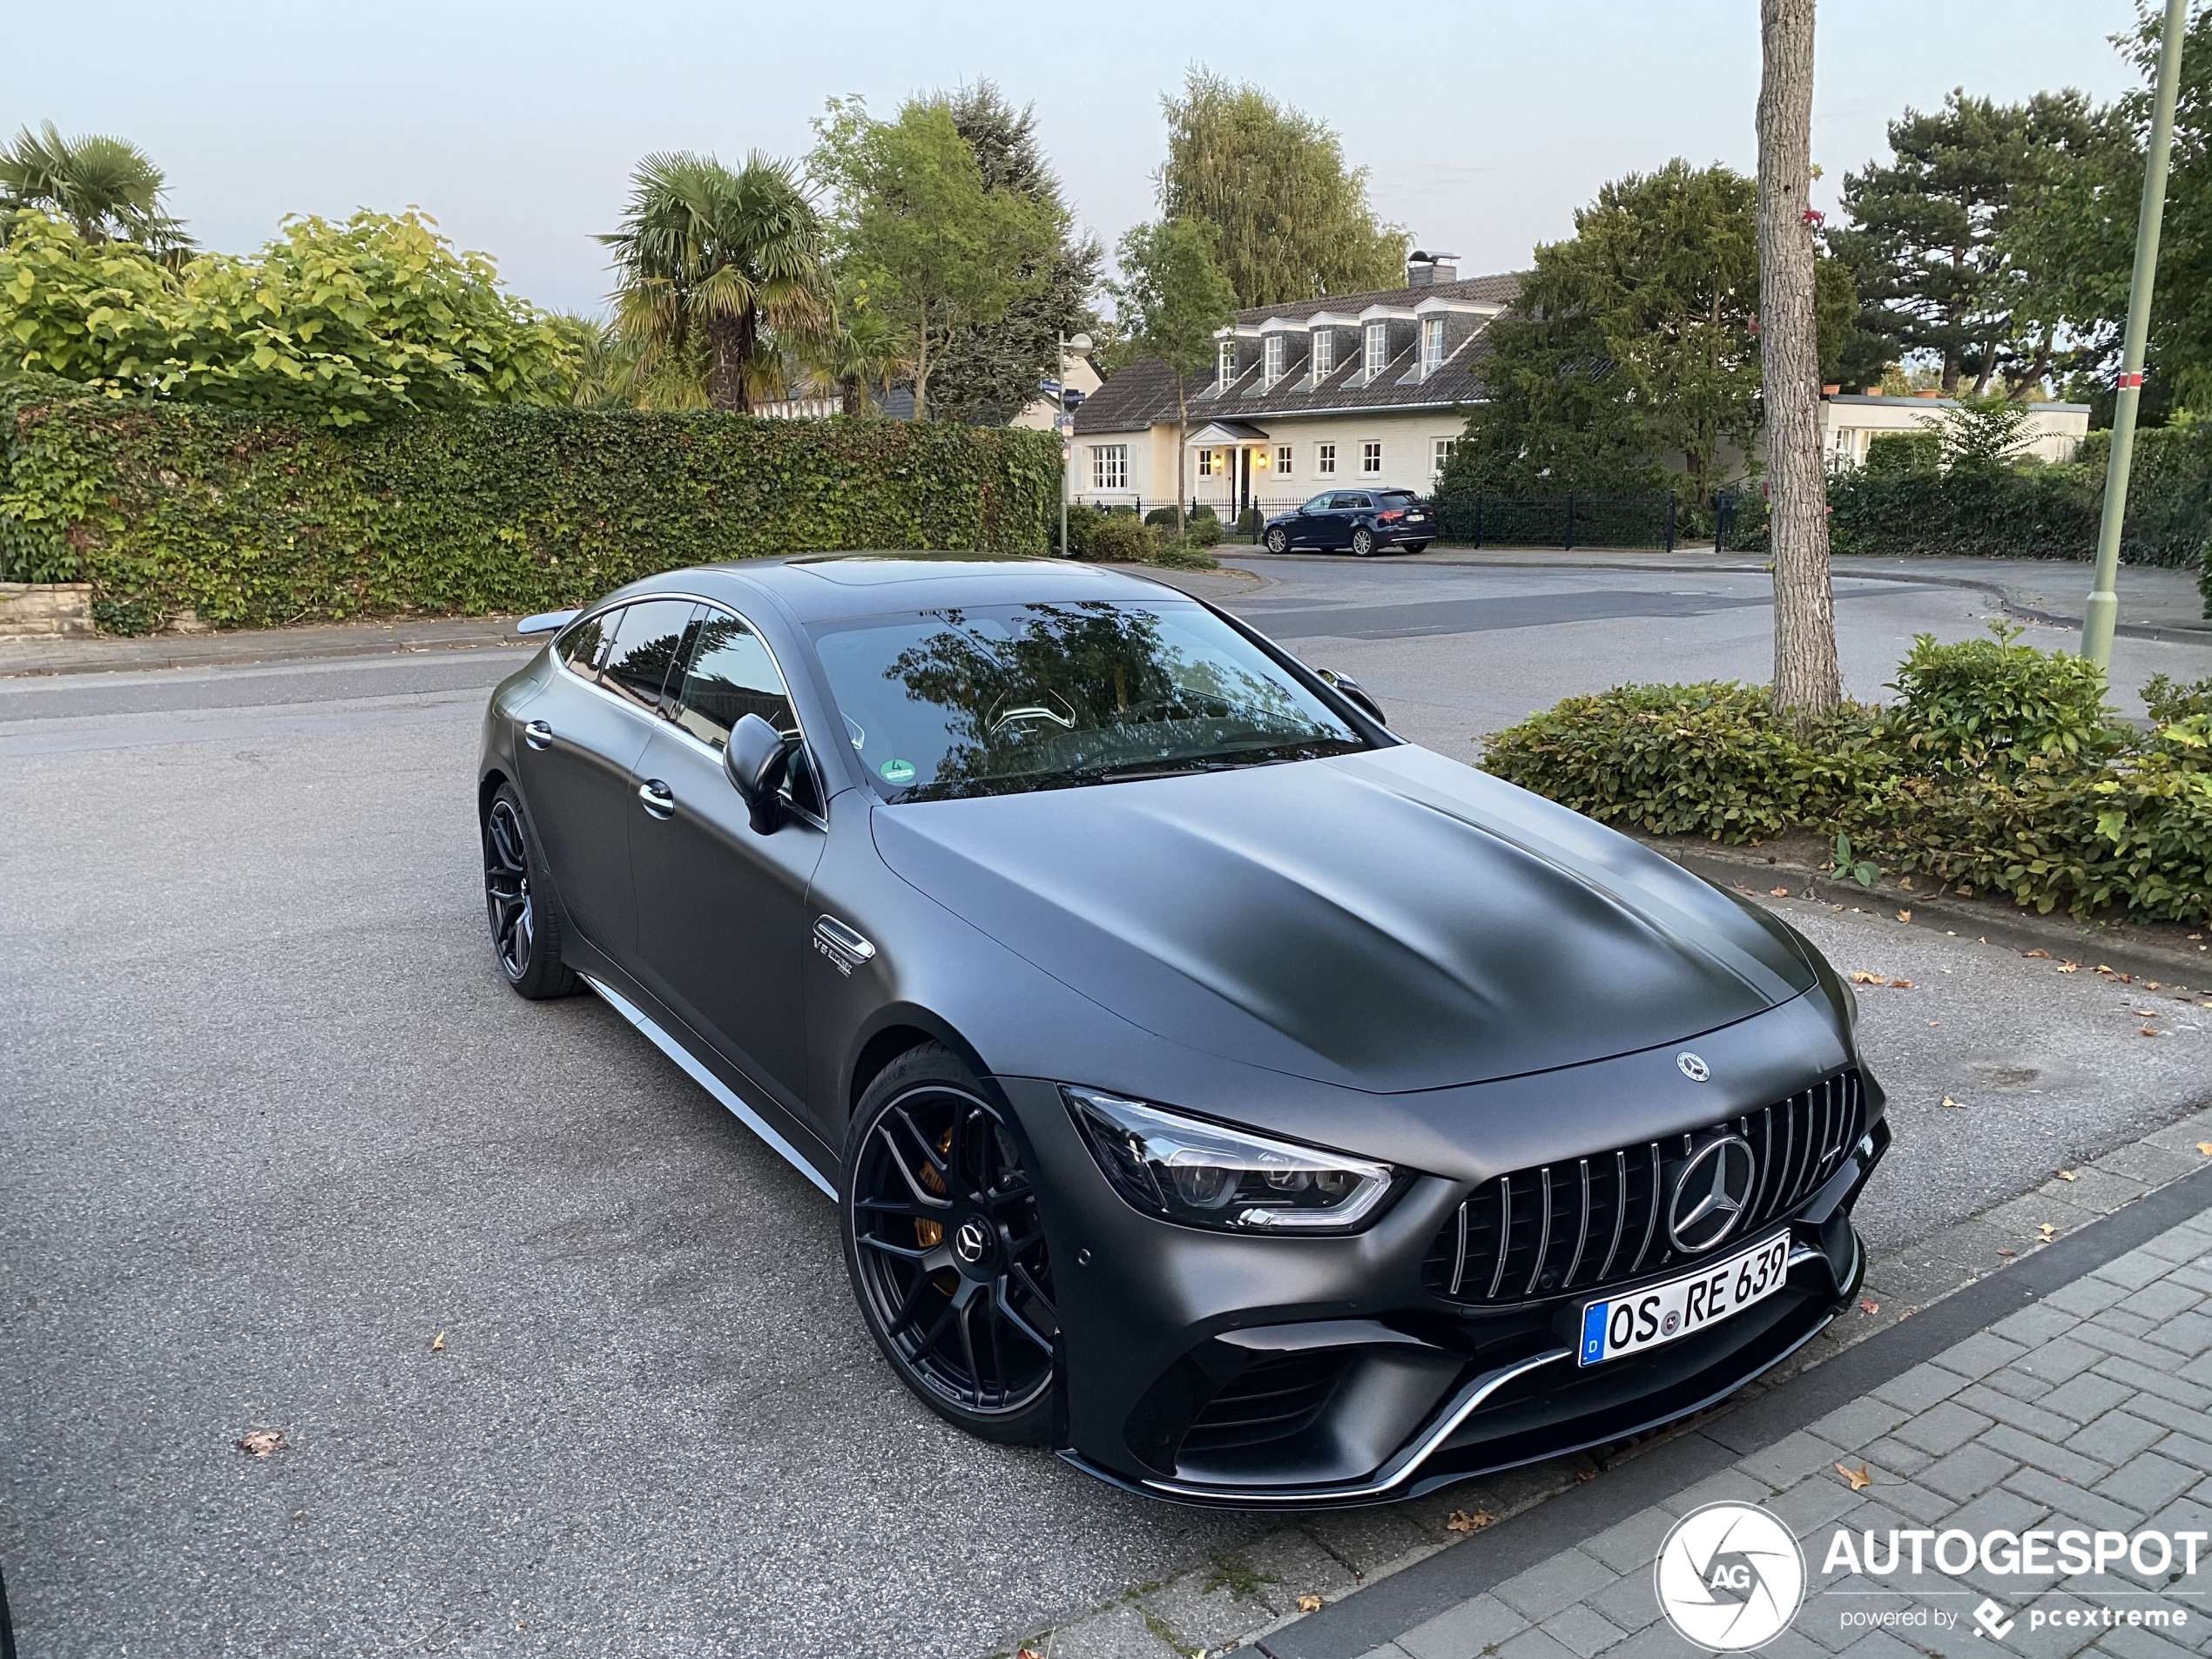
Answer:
[13,0,2147,318]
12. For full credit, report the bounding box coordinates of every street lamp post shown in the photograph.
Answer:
[2083,0,2188,670]
[1057,331,1093,559]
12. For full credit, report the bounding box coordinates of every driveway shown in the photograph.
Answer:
[2,559,2208,1657]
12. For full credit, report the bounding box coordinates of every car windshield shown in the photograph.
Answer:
[807,599,1370,802]
[1378,491,1421,508]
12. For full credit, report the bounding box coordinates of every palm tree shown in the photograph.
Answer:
[0,121,193,254]
[792,276,911,415]
[598,152,827,414]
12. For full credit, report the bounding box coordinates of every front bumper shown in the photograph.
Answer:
[1005,1072,1886,1509]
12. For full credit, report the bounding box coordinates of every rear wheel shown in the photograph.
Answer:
[483,784,577,999]
[842,1044,1059,1445]
[1351,527,1377,556]
[1264,527,1289,554]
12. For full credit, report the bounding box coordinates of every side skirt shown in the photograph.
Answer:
[579,971,838,1200]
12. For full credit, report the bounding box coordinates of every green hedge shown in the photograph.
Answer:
[0,380,1062,633]
[1481,632,2212,925]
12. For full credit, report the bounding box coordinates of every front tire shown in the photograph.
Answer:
[483,784,577,999]
[1264,527,1289,554]
[842,1044,1060,1446]
[1351,527,1377,556]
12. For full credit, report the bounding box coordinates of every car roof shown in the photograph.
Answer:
[652,553,1193,624]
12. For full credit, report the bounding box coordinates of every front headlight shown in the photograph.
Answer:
[1063,1089,1396,1233]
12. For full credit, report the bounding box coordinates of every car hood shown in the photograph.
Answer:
[869,744,1817,1094]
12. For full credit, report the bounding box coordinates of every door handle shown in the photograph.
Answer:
[524,719,554,751]
[637,779,675,819]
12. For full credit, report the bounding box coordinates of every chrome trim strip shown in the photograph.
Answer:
[1487,1177,1510,1299]
[1139,1345,1575,1505]
[1447,1199,1469,1298]
[1525,1166,1552,1298]
[580,972,836,1199]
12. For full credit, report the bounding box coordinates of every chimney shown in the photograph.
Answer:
[1406,249,1460,287]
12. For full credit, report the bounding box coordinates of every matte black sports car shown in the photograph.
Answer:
[479,555,1885,1506]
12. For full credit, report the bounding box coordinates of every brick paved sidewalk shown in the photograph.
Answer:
[1272,1198,2212,1659]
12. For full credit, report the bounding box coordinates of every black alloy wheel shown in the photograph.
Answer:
[483,784,577,999]
[1264,526,1290,554]
[1350,526,1377,556]
[843,1045,1059,1444]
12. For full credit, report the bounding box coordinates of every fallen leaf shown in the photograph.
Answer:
[1836,1461,1875,1491]
[1447,1509,1495,1534]
[2147,981,2161,990]
[1016,1648,1043,1659]
[2037,1223,2058,1240]
[2057,961,2080,974]
[2022,948,2052,959]
[1295,1595,1325,1614]
[1897,909,1912,924]
[1858,1298,1880,1315]
[2134,1008,2159,1017]
[2141,1027,2164,1037]
[236,1428,287,1458]
[1997,1247,2016,1257]
[1850,970,1885,984]
[430,1331,445,1352]
[1770,887,1791,898]
[2056,1170,2078,1182]
[1940,1096,1966,1109]
[1575,1467,1597,1483]
[1889,979,1914,989]
[2197,1143,2212,1157]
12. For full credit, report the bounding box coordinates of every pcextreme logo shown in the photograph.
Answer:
[1654,1502,1806,1651]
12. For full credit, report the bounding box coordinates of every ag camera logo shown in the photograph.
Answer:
[1655,1501,1806,1650]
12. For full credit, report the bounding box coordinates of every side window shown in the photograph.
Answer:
[673,608,824,819]
[1344,493,1374,510]
[601,599,698,712]
[1302,494,1335,513]
[1328,493,1362,510]
[671,609,795,748]
[556,610,617,679]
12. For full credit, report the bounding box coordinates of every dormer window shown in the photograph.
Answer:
[1311,330,1335,379]
[1217,338,1236,389]
[1364,321,1389,378]
[1421,316,1447,378]
[1264,333,1285,388]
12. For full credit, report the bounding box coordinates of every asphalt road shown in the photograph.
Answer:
[3,559,2209,1659]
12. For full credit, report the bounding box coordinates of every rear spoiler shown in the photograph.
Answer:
[516,609,580,636]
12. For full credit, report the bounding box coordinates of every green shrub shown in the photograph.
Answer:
[1143,506,1180,529]
[0,386,1061,627]
[1184,514,1222,549]
[1150,536,1221,570]
[1880,625,2126,782]
[2143,672,2212,725]
[1082,513,1156,563]
[1062,502,1111,557]
[1236,506,1264,539]
[1481,632,2212,924]
[1864,430,1939,475]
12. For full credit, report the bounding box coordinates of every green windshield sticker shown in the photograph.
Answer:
[880,759,916,785]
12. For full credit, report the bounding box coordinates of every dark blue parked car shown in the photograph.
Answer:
[1262,488,1435,556]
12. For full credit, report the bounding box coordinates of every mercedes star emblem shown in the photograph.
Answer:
[1677,1051,1712,1082]
[1669,1135,1758,1253]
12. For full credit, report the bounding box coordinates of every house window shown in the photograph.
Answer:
[1275,444,1293,477]
[1364,321,1388,378]
[1091,444,1128,491]
[1264,334,1285,388]
[1421,316,1447,377]
[1361,441,1383,475]
[1316,442,1337,475]
[1311,330,1335,379]
[1197,448,1219,477]
[1217,338,1236,389]
[1432,437,1457,476]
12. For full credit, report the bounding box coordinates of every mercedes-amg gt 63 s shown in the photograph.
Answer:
[480,554,1886,1507]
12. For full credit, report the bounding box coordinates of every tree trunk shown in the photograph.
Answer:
[910,300,931,421]
[1758,0,1841,721]
[841,374,862,416]
[705,311,747,412]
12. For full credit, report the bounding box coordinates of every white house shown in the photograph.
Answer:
[1820,392,2091,468]
[1069,254,1518,518]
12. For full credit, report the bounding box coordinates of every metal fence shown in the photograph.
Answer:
[1432,493,1680,552]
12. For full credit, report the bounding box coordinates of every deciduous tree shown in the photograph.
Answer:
[1156,70,1405,307]
[1109,219,1235,531]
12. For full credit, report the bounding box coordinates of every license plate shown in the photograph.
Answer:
[1578,1232,1791,1366]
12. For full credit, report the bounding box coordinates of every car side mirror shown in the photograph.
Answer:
[725,713,792,833]
[1316,668,1386,727]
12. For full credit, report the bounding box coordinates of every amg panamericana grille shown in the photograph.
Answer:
[1423,1069,1865,1307]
